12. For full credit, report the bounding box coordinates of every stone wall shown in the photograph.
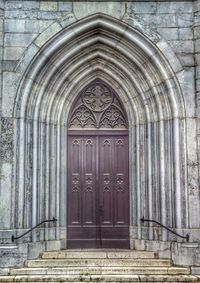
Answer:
[0,0,199,267]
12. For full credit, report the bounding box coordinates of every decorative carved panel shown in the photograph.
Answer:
[68,79,128,129]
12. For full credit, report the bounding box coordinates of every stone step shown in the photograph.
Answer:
[41,250,156,259]
[10,266,191,276]
[27,258,171,268]
[0,274,198,282]
[0,270,9,276]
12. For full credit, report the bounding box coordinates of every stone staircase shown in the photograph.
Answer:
[0,249,199,282]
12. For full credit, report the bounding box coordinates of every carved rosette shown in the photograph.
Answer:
[69,80,128,129]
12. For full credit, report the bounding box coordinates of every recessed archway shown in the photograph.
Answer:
[13,13,187,245]
[67,78,129,248]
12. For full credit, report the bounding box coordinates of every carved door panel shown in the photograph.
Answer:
[67,136,98,248]
[99,136,129,248]
[67,134,129,249]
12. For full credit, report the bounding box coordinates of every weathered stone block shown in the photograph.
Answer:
[123,13,160,44]
[0,118,14,163]
[4,33,36,47]
[0,18,3,32]
[40,1,58,12]
[59,13,76,28]
[169,40,194,53]
[195,39,200,53]
[177,68,195,117]
[48,228,57,241]
[46,240,61,251]
[177,54,194,67]
[186,118,198,163]
[141,14,176,28]
[58,1,72,12]
[39,20,54,33]
[5,1,39,10]
[194,26,200,39]
[172,243,200,266]
[127,2,157,14]
[196,66,200,79]
[34,22,62,48]
[192,267,200,275]
[0,0,4,10]
[194,0,200,13]
[16,43,39,74]
[5,10,38,19]
[25,19,55,34]
[179,28,193,40]
[74,2,125,20]
[28,242,45,259]
[177,14,193,28]
[37,11,62,20]
[188,165,200,228]
[146,241,171,259]
[157,28,178,41]
[197,79,200,92]
[2,60,18,72]
[0,162,12,229]
[156,40,183,73]
[134,240,146,251]
[5,19,26,33]
[0,46,3,60]
[195,53,200,65]
[0,32,3,46]
[0,245,27,267]
[0,268,9,275]
[157,2,193,14]
[5,1,23,10]
[60,228,66,240]
[2,72,21,117]
[25,20,40,33]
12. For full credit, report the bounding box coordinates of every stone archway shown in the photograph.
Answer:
[13,13,186,245]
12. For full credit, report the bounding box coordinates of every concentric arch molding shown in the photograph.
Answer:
[14,13,185,119]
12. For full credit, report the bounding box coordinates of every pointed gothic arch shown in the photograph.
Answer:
[13,13,187,244]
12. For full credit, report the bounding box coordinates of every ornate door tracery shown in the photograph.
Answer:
[69,79,128,129]
[67,79,129,248]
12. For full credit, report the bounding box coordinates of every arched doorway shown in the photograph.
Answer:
[67,79,129,248]
[13,14,187,246]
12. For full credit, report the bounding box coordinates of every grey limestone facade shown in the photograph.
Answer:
[0,0,200,269]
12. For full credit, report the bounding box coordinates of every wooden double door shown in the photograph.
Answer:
[67,131,129,248]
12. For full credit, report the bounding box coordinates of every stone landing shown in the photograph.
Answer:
[0,249,199,282]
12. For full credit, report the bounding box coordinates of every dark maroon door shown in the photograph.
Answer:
[67,133,129,248]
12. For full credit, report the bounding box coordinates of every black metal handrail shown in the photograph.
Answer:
[140,217,189,242]
[12,217,57,242]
